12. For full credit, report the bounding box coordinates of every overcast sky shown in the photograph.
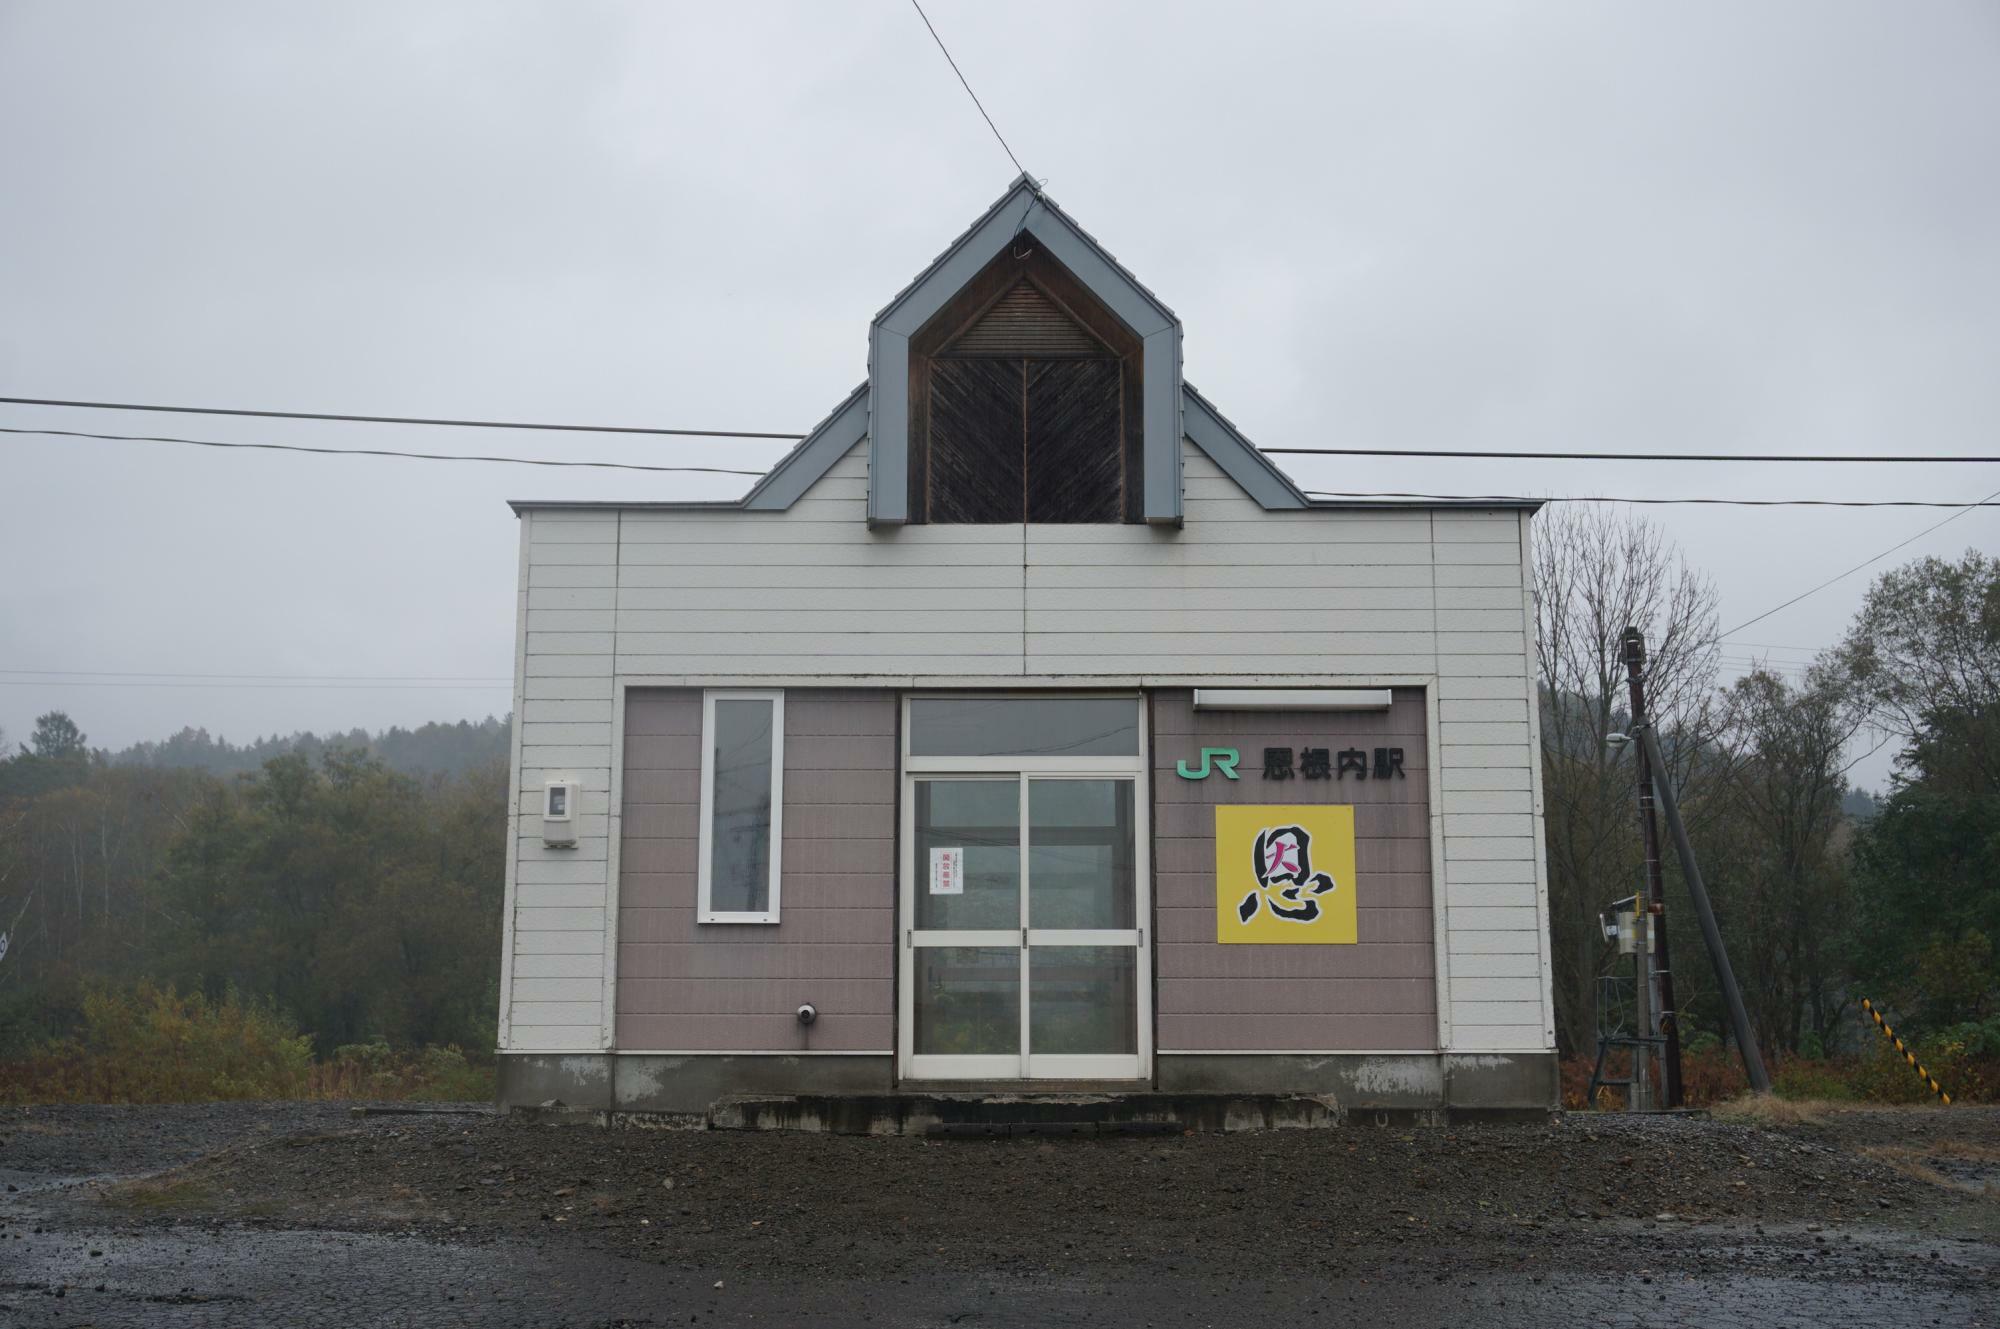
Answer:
[2,1,1995,790]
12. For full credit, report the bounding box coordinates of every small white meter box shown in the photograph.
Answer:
[542,779,578,848]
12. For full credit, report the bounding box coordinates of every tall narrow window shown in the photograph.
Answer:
[697,690,784,923]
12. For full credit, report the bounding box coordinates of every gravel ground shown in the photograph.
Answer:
[1,1101,1995,1326]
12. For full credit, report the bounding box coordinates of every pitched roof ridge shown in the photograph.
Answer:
[872,177,1178,331]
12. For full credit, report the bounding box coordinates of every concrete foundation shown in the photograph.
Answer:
[496,1050,1556,1126]
[497,1053,895,1116]
[1158,1052,1558,1115]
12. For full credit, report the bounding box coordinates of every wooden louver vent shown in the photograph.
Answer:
[944,281,1105,357]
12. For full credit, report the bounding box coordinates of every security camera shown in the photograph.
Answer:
[796,1003,817,1026]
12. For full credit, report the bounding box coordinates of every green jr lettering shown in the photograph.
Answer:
[1176,747,1241,781]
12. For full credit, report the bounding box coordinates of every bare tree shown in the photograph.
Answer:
[1836,551,2000,780]
[1532,505,1723,1053]
[1713,664,1870,1053]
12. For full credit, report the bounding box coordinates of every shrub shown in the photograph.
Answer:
[0,984,494,1105]
[1771,1057,1860,1102]
[0,983,311,1104]
[309,1039,493,1101]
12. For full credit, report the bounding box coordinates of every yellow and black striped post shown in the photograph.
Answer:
[1860,997,1953,1106]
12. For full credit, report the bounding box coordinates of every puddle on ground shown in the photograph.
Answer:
[0,1216,1994,1328]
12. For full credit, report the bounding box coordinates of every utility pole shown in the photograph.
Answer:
[1621,629,1684,1107]
[1634,720,1772,1093]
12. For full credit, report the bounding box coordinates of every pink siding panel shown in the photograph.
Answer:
[614,688,898,1051]
[1158,1011,1437,1052]
[1150,687,1438,1052]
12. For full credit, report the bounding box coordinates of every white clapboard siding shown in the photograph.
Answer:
[521,699,616,724]
[1446,881,1542,909]
[508,1026,602,1049]
[1444,858,1541,884]
[617,586,1019,612]
[1440,789,1533,815]
[514,883,611,909]
[512,978,603,1003]
[1435,585,1525,610]
[1433,564,1521,587]
[517,837,609,866]
[1439,766,1534,793]
[512,952,605,979]
[1448,976,1544,1002]
[530,564,619,588]
[1439,699,1527,723]
[1450,952,1543,979]
[1030,562,1438,590]
[1452,1001,1544,1030]
[528,587,618,611]
[1438,675,1534,700]
[499,439,1554,1056]
[1027,608,1444,634]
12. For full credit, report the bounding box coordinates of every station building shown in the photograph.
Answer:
[495,177,1557,1119]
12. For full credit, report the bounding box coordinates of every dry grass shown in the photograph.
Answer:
[1711,1094,1842,1126]
[1710,1094,1951,1127]
[104,1175,214,1212]
[1860,1140,2000,1198]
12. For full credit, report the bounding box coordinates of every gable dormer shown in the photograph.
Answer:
[739,178,1317,521]
[867,175,1184,526]
[910,247,1138,523]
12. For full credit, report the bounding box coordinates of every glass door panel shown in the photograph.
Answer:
[1027,779,1135,929]
[1028,947,1138,1055]
[914,947,1021,1056]
[914,779,1020,931]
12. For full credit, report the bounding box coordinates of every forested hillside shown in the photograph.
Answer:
[0,715,508,1079]
[105,716,510,780]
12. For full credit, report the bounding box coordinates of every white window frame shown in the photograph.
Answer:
[696,688,785,925]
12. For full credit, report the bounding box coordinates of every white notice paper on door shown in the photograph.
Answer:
[929,846,964,895]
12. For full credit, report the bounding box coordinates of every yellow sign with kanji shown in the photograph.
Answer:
[1214,805,1357,944]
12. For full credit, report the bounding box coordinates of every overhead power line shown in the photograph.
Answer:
[6,394,1998,465]
[909,0,1028,178]
[0,396,803,440]
[0,679,508,691]
[1303,490,1999,508]
[0,426,769,477]
[1,668,508,682]
[1718,483,2000,638]
[13,424,2000,503]
[1273,447,1999,464]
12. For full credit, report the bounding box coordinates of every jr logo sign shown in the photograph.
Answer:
[1214,805,1358,944]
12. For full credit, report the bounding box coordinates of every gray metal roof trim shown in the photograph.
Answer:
[506,498,748,513]
[738,381,869,509]
[871,175,1180,332]
[508,495,1543,515]
[1179,382,1310,509]
[1304,496,1546,512]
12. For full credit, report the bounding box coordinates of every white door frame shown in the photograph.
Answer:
[897,693,1152,1082]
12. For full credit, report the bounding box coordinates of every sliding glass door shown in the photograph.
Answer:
[899,697,1150,1081]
